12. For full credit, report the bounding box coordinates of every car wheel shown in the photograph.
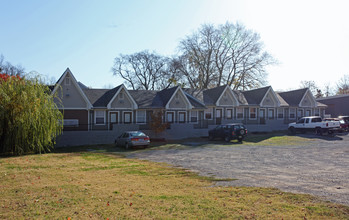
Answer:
[289,127,296,135]
[208,135,214,141]
[125,142,129,149]
[315,128,323,136]
[224,136,230,142]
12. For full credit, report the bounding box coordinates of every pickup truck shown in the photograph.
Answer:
[288,116,341,135]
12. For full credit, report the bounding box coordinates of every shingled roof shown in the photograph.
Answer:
[128,90,158,108]
[202,85,227,105]
[241,86,271,105]
[277,88,308,106]
[83,85,121,108]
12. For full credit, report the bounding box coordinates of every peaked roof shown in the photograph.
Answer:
[129,90,158,108]
[278,88,309,106]
[202,85,227,105]
[84,85,121,108]
[241,86,271,105]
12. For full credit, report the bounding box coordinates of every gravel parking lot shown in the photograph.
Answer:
[128,134,349,205]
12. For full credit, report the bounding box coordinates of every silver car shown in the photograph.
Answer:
[115,131,150,149]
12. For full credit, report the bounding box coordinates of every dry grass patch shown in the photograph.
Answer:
[0,152,348,219]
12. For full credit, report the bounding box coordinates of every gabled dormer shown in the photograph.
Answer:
[260,87,281,107]
[216,85,239,106]
[242,86,280,107]
[52,68,92,109]
[299,89,317,107]
[107,84,138,109]
[166,87,192,109]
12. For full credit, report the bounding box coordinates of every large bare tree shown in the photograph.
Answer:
[112,51,177,90]
[176,22,276,90]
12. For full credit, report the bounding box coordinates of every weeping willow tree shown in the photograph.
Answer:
[0,73,63,155]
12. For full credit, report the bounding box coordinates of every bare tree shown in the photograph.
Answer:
[323,82,333,97]
[177,22,276,90]
[336,75,349,94]
[0,54,25,76]
[300,80,318,95]
[111,51,176,90]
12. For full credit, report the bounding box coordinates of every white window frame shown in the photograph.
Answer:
[63,119,79,127]
[166,111,175,123]
[289,108,296,119]
[268,108,274,119]
[277,108,284,120]
[178,111,186,123]
[123,111,133,124]
[236,107,244,120]
[190,110,198,124]
[204,108,213,120]
[249,107,257,120]
[226,108,233,119]
[136,110,146,124]
[95,110,106,125]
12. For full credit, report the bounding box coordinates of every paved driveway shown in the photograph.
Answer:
[128,134,349,205]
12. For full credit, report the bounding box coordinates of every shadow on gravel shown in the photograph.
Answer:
[295,132,347,141]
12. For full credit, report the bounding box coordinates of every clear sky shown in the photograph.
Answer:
[1,0,348,91]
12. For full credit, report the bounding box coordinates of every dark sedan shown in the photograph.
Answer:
[208,123,248,142]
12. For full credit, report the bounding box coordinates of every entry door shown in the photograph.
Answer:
[110,112,118,130]
[216,109,222,125]
[260,109,266,124]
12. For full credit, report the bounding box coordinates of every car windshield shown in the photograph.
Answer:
[129,131,146,137]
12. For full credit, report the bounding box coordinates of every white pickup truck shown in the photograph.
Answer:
[288,116,341,135]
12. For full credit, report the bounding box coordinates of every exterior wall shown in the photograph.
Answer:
[168,92,188,109]
[62,110,88,131]
[218,90,237,106]
[318,96,349,117]
[261,92,277,107]
[110,90,133,108]
[54,76,87,108]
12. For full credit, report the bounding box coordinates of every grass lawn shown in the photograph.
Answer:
[1,149,348,219]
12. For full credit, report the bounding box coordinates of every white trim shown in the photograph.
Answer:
[289,107,296,119]
[226,108,233,119]
[51,68,93,109]
[107,84,138,109]
[136,110,146,124]
[236,107,244,120]
[299,89,317,107]
[204,107,213,120]
[178,111,187,123]
[166,111,175,123]
[108,111,120,130]
[215,85,239,107]
[249,107,257,120]
[277,108,284,120]
[165,87,192,110]
[189,110,199,124]
[123,111,133,124]
[260,87,281,107]
[94,110,106,125]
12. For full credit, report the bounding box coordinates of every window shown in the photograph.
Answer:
[190,111,198,123]
[289,108,296,119]
[124,112,132,124]
[136,110,146,124]
[249,108,256,119]
[63,119,78,127]
[204,108,212,120]
[95,111,105,125]
[236,108,244,119]
[277,108,284,119]
[268,109,274,119]
[65,77,71,85]
[226,109,232,119]
[167,112,174,123]
[179,112,186,123]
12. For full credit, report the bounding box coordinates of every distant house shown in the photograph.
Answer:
[51,68,327,133]
[317,94,349,117]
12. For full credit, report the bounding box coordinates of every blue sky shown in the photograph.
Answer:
[1,0,349,91]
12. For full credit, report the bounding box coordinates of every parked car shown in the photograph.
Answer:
[323,118,348,132]
[208,123,248,142]
[115,131,150,149]
[338,116,349,131]
[288,116,341,135]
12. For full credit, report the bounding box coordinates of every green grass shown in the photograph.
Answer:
[0,151,348,219]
